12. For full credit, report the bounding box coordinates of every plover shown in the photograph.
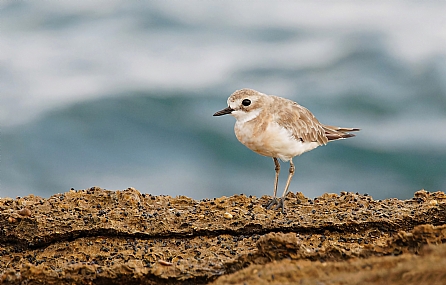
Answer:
[213,88,359,213]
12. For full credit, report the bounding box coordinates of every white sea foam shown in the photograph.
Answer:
[1,1,446,127]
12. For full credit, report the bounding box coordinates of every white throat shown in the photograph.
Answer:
[232,108,261,124]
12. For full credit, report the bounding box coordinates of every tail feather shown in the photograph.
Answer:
[323,125,360,141]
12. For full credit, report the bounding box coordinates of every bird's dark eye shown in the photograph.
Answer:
[242,99,251,106]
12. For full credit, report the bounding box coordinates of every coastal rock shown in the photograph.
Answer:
[1,188,445,284]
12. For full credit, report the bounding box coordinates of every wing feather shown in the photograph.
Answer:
[273,98,328,145]
[323,125,360,141]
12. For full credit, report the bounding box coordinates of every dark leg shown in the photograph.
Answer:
[266,157,280,210]
[276,159,295,213]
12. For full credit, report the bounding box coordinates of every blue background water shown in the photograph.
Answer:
[1,1,446,200]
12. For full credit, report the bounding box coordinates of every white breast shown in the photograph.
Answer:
[235,120,320,162]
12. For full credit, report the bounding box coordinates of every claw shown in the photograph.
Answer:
[265,197,286,214]
[266,197,278,210]
[277,198,286,214]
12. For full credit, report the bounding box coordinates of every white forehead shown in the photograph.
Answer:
[227,97,239,108]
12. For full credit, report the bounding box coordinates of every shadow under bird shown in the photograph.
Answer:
[213,88,360,213]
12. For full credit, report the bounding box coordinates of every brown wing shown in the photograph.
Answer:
[273,98,328,145]
[323,125,360,141]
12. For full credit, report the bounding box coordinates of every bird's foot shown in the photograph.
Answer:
[265,197,286,213]
[265,197,278,209]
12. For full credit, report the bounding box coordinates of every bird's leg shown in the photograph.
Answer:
[272,157,280,198]
[266,157,280,210]
[276,159,295,213]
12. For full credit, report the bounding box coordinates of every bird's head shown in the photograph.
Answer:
[213,88,266,123]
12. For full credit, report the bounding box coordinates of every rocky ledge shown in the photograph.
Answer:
[1,187,445,284]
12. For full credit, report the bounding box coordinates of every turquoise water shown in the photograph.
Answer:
[1,2,446,200]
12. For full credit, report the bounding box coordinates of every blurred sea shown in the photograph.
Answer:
[1,1,446,201]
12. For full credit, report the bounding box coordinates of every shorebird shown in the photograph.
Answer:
[213,88,359,213]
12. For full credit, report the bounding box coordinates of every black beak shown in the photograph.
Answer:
[213,106,234,116]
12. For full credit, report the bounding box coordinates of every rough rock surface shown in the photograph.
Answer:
[1,187,445,284]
